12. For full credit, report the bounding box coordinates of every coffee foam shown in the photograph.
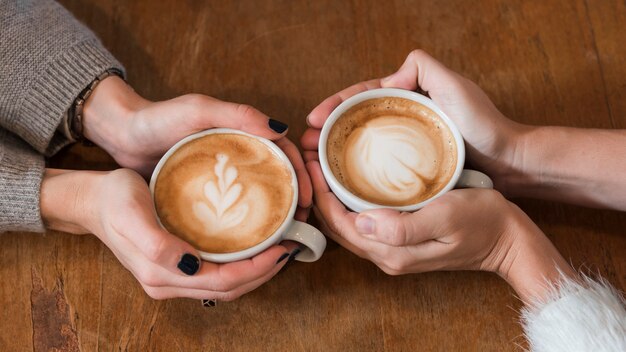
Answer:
[154,134,294,253]
[327,97,457,206]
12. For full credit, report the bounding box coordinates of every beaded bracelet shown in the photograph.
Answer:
[68,68,124,144]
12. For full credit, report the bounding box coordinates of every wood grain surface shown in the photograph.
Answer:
[1,0,624,351]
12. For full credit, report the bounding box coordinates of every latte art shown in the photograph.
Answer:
[327,97,457,206]
[345,117,438,203]
[154,134,294,253]
[192,154,249,233]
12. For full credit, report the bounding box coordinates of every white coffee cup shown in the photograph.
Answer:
[318,88,493,213]
[150,128,326,263]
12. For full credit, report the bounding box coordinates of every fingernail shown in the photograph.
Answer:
[305,115,312,126]
[287,247,302,263]
[202,299,217,307]
[355,215,375,234]
[177,253,200,275]
[276,252,290,264]
[269,119,288,133]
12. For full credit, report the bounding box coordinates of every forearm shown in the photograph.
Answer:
[503,126,626,210]
[40,168,105,234]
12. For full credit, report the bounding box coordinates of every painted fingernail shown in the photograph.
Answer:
[355,215,375,234]
[276,252,290,264]
[287,247,302,263]
[202,299,217,307]
[177,253,200,275]
[269,119,288,133]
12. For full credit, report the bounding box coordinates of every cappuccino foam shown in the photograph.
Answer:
[154,133,294,253]
[327,97,457,206]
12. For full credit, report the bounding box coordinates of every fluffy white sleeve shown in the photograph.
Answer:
[521,274,626,352]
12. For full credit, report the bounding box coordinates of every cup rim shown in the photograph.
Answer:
[318,88,466,212]
[149,128,299,262]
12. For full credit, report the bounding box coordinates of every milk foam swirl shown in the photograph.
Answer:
[192,154,249,232]
[154,133,293,253]
[345,117,437,202]
[326,97,457,206]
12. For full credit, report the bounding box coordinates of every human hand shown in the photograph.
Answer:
[301,50,525,192]
[306,160,574,303]
[41,168,299,300]
[82,76,311,219]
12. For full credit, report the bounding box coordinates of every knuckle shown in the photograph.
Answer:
[379,264,402,276]
[385,256,409,274]
[235,103,257,120]
[136,267,162,287]
[142,285,166,300]
[218,290,240,302]
[408,49,427,61]
[389,220,407,246]
[180,93,206,105]
[143,236,167,263]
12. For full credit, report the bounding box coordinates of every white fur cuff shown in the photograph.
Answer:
[521,274,626,352]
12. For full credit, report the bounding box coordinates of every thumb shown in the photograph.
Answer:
[182,95,288,140]
[381,49,457,94]
[354,208,435,247]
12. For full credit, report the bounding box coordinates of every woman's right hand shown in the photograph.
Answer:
[41,168,297,301]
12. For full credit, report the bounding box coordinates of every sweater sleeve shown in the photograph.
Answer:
[521,273,626,352]
[0,129,45,233]
[0,0,125,157]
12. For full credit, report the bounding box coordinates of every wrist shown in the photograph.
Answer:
[82,76,149,158]
[40,169,107,234]
[495,205,576,303]
[487,122,534,197]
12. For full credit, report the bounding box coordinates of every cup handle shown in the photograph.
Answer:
[455,169,494,189]
[282,221,327,262]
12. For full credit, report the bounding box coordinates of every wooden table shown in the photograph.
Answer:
[1,0,624,350]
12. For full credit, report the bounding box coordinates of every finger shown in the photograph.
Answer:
[300,128,321,151]
[306,160,377,253]
[192,242,298,292]
[143,253,290,301]
[179,95,288,140]
[274,137,312,208]
[294,206,310,222]
[307,79,382,129]
[381,49,458,94]
[311,206,371,260]
[303,151,319,163]
[121,204,202,277]
[355,208,438,247]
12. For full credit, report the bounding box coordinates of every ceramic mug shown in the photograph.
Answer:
[150,128,327,263]
[318,88,493,213]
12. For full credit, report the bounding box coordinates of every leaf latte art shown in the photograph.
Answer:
[192,154,249,233]
[345,119,438,203]
[327,97,457,206]
[154,134,293,253]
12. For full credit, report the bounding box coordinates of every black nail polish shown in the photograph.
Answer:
[177,253,200,275]
[269,119,288,133]
[287,248,302,264]
[202,299,217,307]
[276,252,290,264]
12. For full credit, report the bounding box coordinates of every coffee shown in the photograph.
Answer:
[326,97,457,206]
[154,133,294,253]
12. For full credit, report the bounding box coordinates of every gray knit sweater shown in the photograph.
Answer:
[0,0,124,232]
